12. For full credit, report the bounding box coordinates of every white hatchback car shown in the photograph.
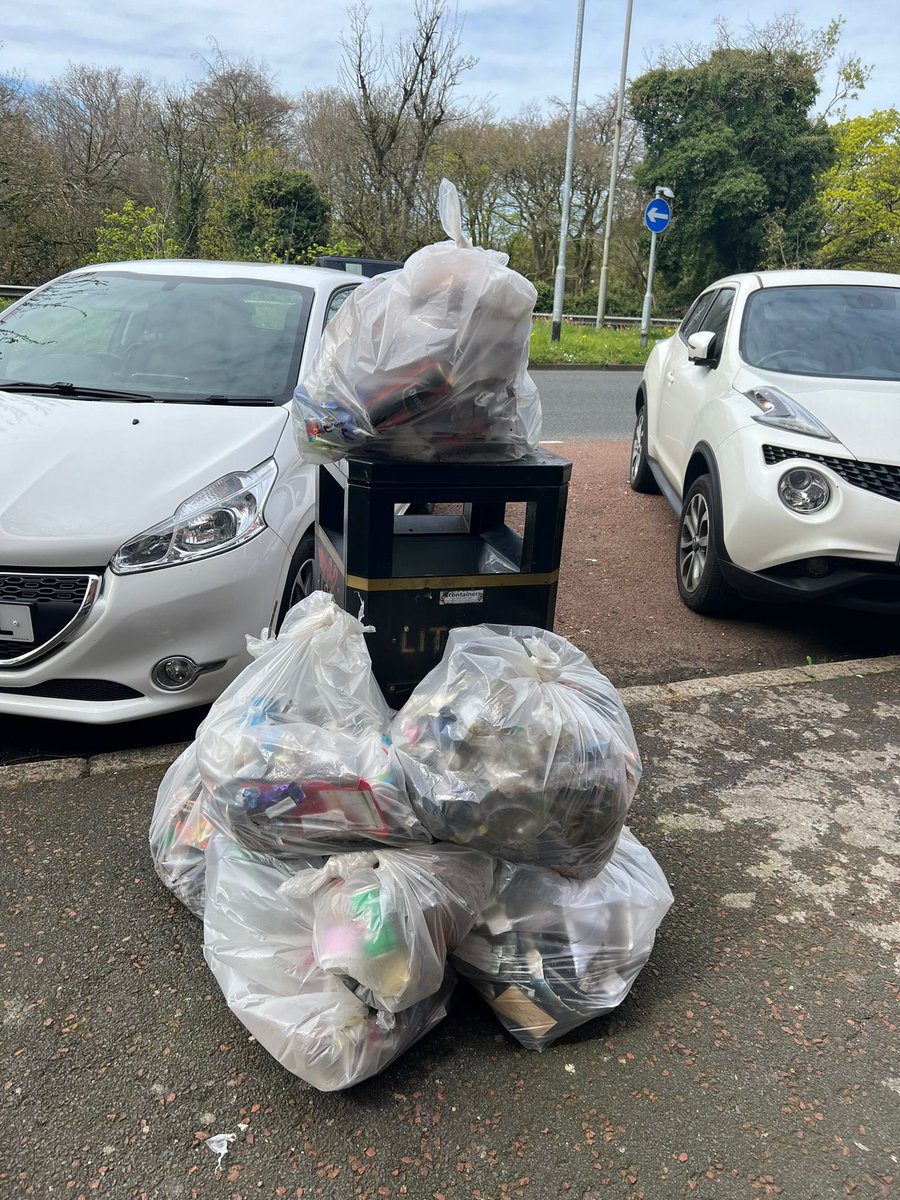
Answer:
[0,259,364,722]
[630,269,900,615]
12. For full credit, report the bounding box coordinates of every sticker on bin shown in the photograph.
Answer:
[440,589,484,605]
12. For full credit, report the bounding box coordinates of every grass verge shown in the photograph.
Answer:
[529,318,676,366]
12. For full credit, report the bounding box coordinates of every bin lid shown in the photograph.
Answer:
[339,449,572,486]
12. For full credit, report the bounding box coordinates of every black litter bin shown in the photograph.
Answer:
[314,450,572,704]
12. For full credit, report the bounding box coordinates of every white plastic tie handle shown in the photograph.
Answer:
[524,636,563,681]
[248,593,376,661]
[246,627,277,660]
[439,178,473,249]
[279,850,379,898]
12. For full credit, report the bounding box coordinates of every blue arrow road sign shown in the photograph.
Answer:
[644,197,672,233]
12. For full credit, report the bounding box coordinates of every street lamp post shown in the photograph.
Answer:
[550,0,586,344]
[595,0,634,329]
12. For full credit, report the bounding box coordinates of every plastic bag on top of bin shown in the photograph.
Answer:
[148,743,212,918]
[196,591,429,858]
[203,833,454,1092]
[280,843,494,1013]
[452,827,673,1051]
[392,625,641,878]
[293,178,542,463]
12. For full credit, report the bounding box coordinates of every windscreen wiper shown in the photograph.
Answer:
[0,380,158,401]
[191,395,275,406]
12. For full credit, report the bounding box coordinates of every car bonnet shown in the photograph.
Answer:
[0,392,289,567]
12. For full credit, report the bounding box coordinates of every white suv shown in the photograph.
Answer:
[630,270,900,615]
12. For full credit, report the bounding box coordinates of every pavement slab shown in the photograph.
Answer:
[2,666,898,1199]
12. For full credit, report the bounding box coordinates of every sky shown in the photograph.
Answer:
[2,0,897,118]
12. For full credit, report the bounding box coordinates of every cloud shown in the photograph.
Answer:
[2,0,895,115]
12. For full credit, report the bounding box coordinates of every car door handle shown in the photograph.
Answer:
[665,371,675,385]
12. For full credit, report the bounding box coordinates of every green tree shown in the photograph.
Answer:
[817,109,900,272]
[88,199,181,263]
[201,164,329,261]
[630,27,839,304]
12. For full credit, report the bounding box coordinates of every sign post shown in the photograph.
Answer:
[639,188,673,348]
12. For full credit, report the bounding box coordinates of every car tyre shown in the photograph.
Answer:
[629,403,659,494]
[676,475,737,615]
[277,531,316,628]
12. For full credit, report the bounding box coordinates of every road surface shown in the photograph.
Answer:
[534,367,638,441]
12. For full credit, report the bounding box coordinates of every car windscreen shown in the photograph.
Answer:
[740,284,900,381]
[0,271,315,402]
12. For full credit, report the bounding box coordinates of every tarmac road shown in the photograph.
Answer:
[2,662,898,1198]
[533,367,639,441]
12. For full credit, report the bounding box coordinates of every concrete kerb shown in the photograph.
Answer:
[0,740,191,789]
[617,653,900,707]
[0,654,897,789]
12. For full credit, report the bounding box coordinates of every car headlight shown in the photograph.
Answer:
[111,459,278,573]
[745,386,836,441]
[778,467,832,513]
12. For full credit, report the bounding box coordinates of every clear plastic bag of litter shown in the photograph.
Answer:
[148,744,212,918]
[203,834,454,1092]
[293,178,541,463]
[195,592,429,857]
[280,844,494,1013]
[392,625,642,878]
[452,828,673,1050]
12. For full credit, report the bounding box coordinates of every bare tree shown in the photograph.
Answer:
[0,72,56,279]
[430,110,510,248]
[16,65,157,272]
[310,0,477,256]
[32,65,154,196]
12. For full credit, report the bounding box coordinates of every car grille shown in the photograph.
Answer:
[0,571,101,667]
[0,574,93,604]
[763,445,900,503]
[0,679,142,701]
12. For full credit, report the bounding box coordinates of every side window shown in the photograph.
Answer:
[679,291,717,343]
[324,286,357,326]
[699,288,736,358]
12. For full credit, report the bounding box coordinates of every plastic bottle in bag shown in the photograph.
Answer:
[451,828,673,1050]
[293,179,542,462]
[196,592,430,856]
[392,625,642,877]
[203,834,454,1091]
[148,744,212,918]
[280,843,494,1013]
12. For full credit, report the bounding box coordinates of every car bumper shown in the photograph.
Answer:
[717,430,900,572]
[0,529,291,723]
[721,557,900,613]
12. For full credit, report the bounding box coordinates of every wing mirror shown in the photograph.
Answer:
[687,330,717,366]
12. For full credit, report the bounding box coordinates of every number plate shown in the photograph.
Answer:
[0,603,35,643]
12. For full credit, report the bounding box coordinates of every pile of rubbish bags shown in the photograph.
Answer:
[292,179,542,463]
[150,592,673,1092]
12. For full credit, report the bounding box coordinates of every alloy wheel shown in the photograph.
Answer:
[678,492,710,593]
[289,554,316,608]
[630,411,645,482]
